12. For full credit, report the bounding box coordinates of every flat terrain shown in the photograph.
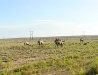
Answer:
[0,35,98,75]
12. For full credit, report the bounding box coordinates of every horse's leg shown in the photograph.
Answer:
[61,43,63,47]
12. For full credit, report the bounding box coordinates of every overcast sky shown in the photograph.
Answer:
[0,0,98,38]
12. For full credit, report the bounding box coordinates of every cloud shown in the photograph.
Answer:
[32,20,73,25]
[32,20,98,36]
[0,25,29,30]
[0,25,32,38]
[1,20,98,38]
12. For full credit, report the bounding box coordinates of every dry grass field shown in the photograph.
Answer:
[0,35,98,75]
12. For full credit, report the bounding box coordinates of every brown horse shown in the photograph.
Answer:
[54,39,64,47]
[37,39,44,48]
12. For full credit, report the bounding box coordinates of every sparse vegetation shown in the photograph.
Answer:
[0,36,98,75]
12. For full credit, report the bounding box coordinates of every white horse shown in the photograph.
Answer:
[37,39,44,48]
[24,42,30,46]
[80,38,84,43]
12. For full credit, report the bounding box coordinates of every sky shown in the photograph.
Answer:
[0,0,98,38]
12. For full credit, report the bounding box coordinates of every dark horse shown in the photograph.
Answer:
[54,39,64,47]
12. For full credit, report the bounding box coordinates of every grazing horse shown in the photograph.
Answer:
[54,39,64,47]
[80,38,84,43]
[24,42,30,46]
[37,39,44,48]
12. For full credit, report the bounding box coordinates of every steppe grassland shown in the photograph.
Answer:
[0,36,98,75]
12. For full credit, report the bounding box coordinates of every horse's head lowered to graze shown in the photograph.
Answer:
[24,42,30,46]
[54,39,64,47]
[37,39,44,48]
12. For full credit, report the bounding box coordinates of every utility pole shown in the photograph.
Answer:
[30,31,33,39]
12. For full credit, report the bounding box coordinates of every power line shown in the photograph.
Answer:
[30,31,33,39]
